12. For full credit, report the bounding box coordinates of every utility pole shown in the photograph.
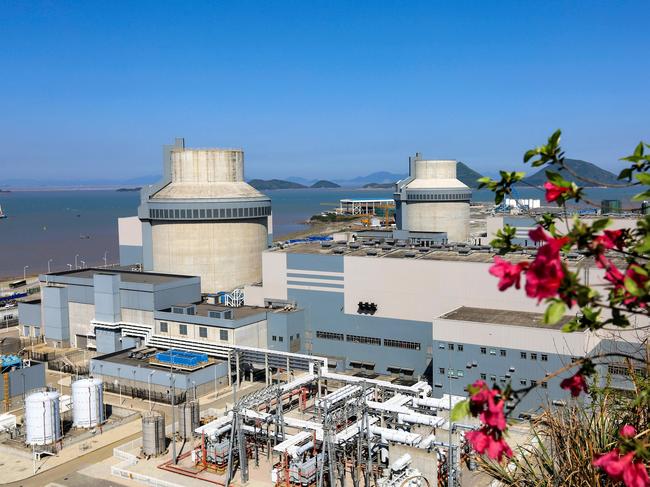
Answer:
[170,365,177,464]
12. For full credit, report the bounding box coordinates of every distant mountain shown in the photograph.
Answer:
[520,159,619,187]
[457,162,484,188]
[285,176,318,186]
[248,179,307,190]
[363,182,394,189]
[310,180,340,188]
[0,174,160,189]
[336,171,407,187]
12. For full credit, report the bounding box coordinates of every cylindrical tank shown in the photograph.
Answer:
[398,158,471,242]
[142,411,166,456]
[25,390,62,445]
[71,378,105,428]
[142,146,271,293]
[179,400,200,439]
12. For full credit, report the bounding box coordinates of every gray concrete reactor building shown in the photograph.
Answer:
[137,138,272,293]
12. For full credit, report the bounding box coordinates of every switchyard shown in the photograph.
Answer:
[139,369,473,487]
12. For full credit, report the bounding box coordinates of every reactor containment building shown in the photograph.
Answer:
[394,154,470,242]
[138,138,272,293]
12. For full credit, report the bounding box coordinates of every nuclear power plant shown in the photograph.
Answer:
[12,138,645,487]
[394,155,471,242]
[137,138,272,293]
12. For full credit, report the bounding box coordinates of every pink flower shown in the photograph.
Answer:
[596,229,626,250]
[623,461,650,487]
[466,428,513,462]
[525,239,567,301]
[529,226,549,243]
[544,181,571,202]
[593,450,650,487]
[479,395,507,431]
[560,372,588,397]
[489,256,529,291]
[620,424,637,439]
[593,449,631,481]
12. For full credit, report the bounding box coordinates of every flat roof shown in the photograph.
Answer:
[99,349,222,373]
[438,306,570,329]
[194,303,267,320]
[340,199,394,203]
[47,268,195,285]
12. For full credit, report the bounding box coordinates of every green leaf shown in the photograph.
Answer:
[544,300,566,325]
[545,170,570,187]
[633,190,650,201]
[450,399,470,422]
[624,276,642,296]
[636,173,650,185]
[590,218,611,233]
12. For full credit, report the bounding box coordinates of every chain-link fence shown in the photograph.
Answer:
[102,381,187,405]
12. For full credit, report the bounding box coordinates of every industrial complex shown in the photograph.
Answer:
[2,138,646,486]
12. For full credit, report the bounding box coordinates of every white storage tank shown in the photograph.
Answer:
[25,390,62,445]
[71,378,105,428]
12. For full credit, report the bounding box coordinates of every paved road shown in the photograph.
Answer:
[6,379,267,487]
[5,430,141,487]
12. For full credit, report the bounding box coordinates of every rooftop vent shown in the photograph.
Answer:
[321,242,332,248]
[366,249,378,256]
[332,247,345,254]
[208,309,233,320]
[349,243,360,249]
[171,304,196,315]
[457,249,471,255]
[357,302,378,315]
[404,252,416,258]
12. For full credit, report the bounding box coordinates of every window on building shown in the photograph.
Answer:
[439,343,446,350]
[457,370,464,377]
[219,329,228,341]
[448,370,455,377]
[448,343,455,350]
[457,344,464,352]
[160,322,168,333]
[500,349,506,357]
[346,334,381,346]
[179,324,187,335]
[480,347,486,355]
[531,380,537,387]
[531,353,538,360]
[296,333,300,339]
[490,375,496,382]
[199,327,207,338]
[439,368,445,375]
[520,379,527,386]
[520,352,527,359]
[279,336,284,342]
[480,373,487,380]
[290,335,293,341]
[541,354,548,362]
[316,331,344,341]
[499,376,506,383]
[384,339,421,350]
[272,335,277,341]
[541,382,548,389]
[490,349,497,356]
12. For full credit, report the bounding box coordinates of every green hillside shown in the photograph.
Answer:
[521,159,619,187]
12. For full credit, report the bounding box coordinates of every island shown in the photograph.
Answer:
[116,187,142,192]
[310,180,340,188]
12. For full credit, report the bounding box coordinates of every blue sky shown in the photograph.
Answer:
[1,1,649,181]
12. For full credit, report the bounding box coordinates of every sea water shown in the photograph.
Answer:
[0,186,642,279]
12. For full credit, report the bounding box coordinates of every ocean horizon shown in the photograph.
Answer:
[0,186,642,280]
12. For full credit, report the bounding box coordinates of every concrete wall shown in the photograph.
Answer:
[0,363,46,402]
[406,202,469,242]
[90,355,228,391]
[118,217,143,265]
[42,285,70,345]
[94,273,122,323]
[342,256,540,322]
[151,219,267,293]
[18,301,41,326]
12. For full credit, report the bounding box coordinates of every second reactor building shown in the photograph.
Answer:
[138,138,272,293]
[394,154,470,242]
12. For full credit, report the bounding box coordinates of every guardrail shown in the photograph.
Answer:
[112,438,183,487]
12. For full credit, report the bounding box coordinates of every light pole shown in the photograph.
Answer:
[67,264,73,270]
[148,371,155,411]
[80,260,86,268]
[47,259,52,273]
[117,367,122,405]
[75,254,79,269]
[169,367,177,465]
[103,251,108,267]
[23,265,29,280]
